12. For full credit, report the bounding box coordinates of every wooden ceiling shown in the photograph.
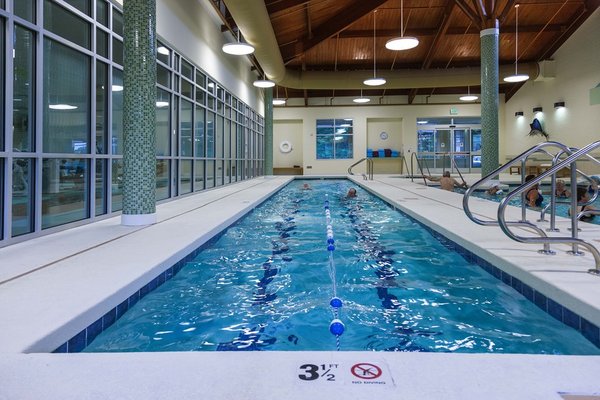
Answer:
[218,0,600,103]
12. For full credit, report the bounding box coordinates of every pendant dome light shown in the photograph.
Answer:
[222,29,255,56]
[385,0,419,51]
[273,86,286,105]
[459,86,478,101]
[353,89,371,103]
[363,10,386,86]
[503,4,529,83]
[253,72,275,88]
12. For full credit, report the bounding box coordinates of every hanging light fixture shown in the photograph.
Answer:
[253,73,275,88]
[273,86,286,105]
[385,0,419,51]
[503,4,529,83]
[364,10,386,86]
[222,29,255,55]
[459,86,478,101]
[353,89,371,103]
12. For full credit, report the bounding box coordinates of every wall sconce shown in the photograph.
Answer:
[533,106,543,113]
[554,101,565,109]
[515,111,524,117]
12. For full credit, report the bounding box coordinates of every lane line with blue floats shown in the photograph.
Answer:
[324,195,345,351]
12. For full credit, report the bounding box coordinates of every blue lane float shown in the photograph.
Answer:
[325,196,344,349]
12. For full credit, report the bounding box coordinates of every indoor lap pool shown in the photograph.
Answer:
[82,179,600,354]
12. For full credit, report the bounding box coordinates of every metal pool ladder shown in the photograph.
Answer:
[462,140,600,275]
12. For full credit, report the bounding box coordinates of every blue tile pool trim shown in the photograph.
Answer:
[55,179,600,352]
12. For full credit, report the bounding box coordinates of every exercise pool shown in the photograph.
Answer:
[84,180,600,354]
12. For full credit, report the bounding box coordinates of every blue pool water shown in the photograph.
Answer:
[84,180,600,354]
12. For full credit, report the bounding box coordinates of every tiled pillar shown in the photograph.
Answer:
[121,0,157,226]
[480,24,499,178]
[264,87,273,176]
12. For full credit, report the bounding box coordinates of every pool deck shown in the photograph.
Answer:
[1,174,600,400]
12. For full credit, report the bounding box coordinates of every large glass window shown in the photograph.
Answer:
[111,68,123,154]
[111,159,123,212]
[112,10,123,37]
[63,0,90,15]
[194,105,205,157]
[316,119,353,159]
[96,0,108,26]
[157,41,170,66]
[96,28,108,58]
[95,159,106,216]
[12,158,34,236]
[180,160,192,195]
[112,38,123,66]
[96,62,108,154]
[180,100,193,156]
[194,160,204,191]
[42,158,89,229]
[216,115,223,158]
[156,159,169,201]
[43,39,91,154]
[14,0,35,22]
[156,89,170,156]
[206,112,215,157]
[13,26,35,152]
[44,0,90,49]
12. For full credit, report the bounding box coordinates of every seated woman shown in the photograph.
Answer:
[525,174,544,207]
[555,179,571,198]
[569,186,597,221]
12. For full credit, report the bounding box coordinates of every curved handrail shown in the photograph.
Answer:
[410,152,429,185]
[497,141,600,273]
[449,156,468,187]
[463,141,573,227]
[347,158,373,179]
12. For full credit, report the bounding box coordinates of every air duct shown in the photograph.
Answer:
[223,0,539,90]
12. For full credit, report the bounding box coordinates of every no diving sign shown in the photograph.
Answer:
[295,361,393,387]
[351,363,382,380]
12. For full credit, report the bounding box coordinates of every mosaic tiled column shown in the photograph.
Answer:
[121,0,157,226]
[264,87,274,176]
[480,25,500,178]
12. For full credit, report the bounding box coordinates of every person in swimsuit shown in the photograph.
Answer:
[426,171,468,192]
[525,174,544,207]
[555,179,571,198]
[570,186,597,221]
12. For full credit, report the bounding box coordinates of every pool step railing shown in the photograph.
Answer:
[409,152,429,185]
[537,147,600,231]
[463,140,600,275]
[347,157,373,180]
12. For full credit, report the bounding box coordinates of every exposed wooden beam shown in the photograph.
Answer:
[266,0,309,15]
[420,0,456,69]
[335,24,562,39]
[497,0,516,25]
[472,0,486,20]
[280,0,388,63]
[408,88,418,105]
[453,0,482,29]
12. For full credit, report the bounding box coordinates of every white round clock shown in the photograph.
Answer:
[380,131,388,140]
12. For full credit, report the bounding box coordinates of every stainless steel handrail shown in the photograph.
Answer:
[497,141,600,274]
[463,141,572,227]
[347,157,373,179]
[410,152,429,185]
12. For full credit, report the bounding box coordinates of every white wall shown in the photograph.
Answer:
[503,9,600,158]
[274,103,484,175]
[156,0,264,113]
[273,120,303,168]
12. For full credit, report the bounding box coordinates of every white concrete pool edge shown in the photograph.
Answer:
[2,351,600,400]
